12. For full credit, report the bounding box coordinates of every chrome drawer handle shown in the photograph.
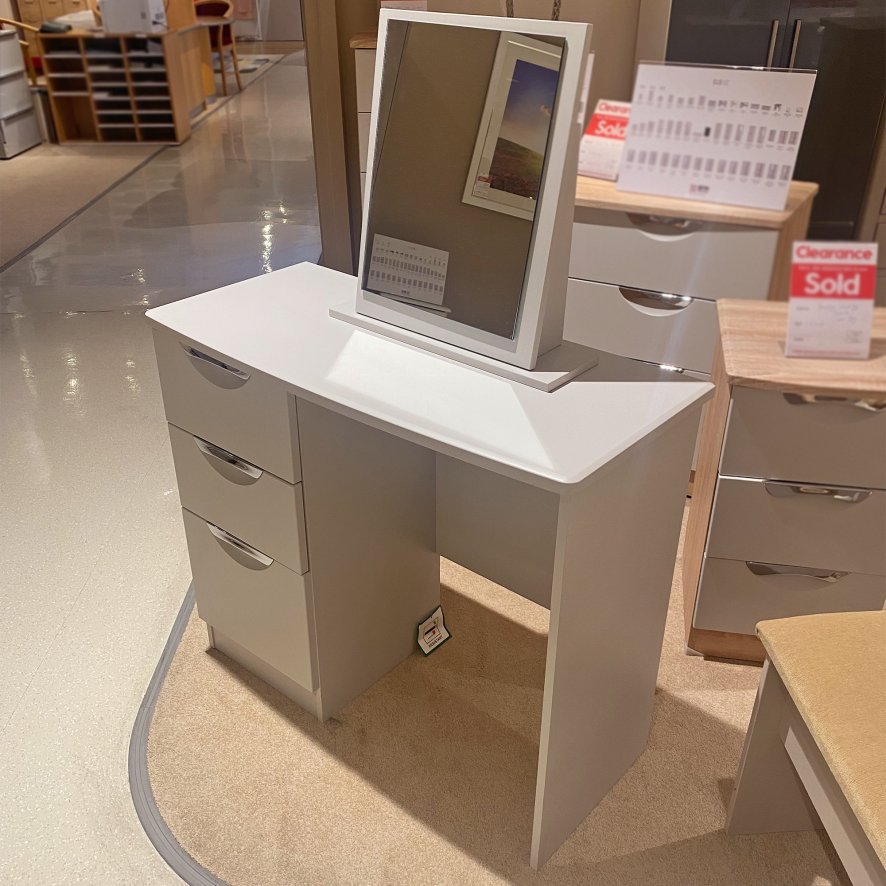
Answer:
[763,481,873,504]
[194,436,262,479]
[184,346,250,380]
[745,561,848,583]
[783,392,886,413]
[626,213,700,233]
[619,287,693,311]
[206,522,273,567]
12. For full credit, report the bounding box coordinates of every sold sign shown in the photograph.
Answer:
[790,242,877,300]
[785,240,878,359]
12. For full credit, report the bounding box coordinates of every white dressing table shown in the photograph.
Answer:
[146,261,712,868]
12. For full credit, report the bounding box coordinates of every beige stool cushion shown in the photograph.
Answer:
[757,611,886,866]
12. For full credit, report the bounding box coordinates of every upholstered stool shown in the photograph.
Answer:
[727,611,886,885]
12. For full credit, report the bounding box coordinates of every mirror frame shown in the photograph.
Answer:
[354,10,592,371]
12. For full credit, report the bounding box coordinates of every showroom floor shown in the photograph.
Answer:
[0,53,319,885]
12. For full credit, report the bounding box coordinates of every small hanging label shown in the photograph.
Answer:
[417,606,450,656]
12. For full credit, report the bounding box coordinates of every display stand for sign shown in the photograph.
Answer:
[618,63,816,211]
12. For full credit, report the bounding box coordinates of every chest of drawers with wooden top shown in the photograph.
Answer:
[683,300,886,663]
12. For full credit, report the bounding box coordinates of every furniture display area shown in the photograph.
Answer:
[194,0,241,96]
[147,260,711,869]
[39,27,207,143]
[682,299,886,663]
[566,176,818,378]
[0,26,40,155]
[728,611,886,886]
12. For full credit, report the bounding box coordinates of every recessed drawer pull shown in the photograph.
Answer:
[206,521,273,567]
[745,561,849,583]
[193,435,263,478]
[783,392,886,413]
[626,212,698,232]
[618,287,693,311]
[184,345,251,380]
[763,481,873,504]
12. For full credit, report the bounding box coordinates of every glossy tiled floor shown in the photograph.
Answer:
[0,54,319,884]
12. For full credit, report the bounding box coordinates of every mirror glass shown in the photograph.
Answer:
[360,21,566,340]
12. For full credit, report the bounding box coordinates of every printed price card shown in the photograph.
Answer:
[578,99,630,181]
[785,241,877,360]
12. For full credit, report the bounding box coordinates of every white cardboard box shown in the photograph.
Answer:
[101,0,167,34]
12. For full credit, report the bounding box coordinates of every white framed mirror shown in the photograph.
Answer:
[352,10,592,373]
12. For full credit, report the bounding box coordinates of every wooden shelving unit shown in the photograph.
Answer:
[39,29,206,144]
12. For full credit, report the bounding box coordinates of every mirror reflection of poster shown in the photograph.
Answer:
[463,33,562,221]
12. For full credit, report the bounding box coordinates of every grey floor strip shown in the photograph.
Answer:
[128,584,230,886]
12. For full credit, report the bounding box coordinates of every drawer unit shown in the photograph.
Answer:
[570,207,778,301]
[707,477,886,577]
[565,278,717,372]
[182,508,316,690]
[693,556,886,636]
[169,424,308,574]
[721,387,886,489]
[0,107,40,159]
[152,328,300,483]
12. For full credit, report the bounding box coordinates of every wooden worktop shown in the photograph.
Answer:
[575,176,819,229]
[349,31,378,49]
[717,299,886,400]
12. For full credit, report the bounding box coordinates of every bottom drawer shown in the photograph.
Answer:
[182,509,316,690]
[694,556,886,636]
[0,109,41,159]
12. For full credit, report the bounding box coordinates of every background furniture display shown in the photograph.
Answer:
[565,177,817,380]
[39,27,207,143]
[682,299,886,663]
[195,0,241,96]
[0,26,40,155]
[728,611,886,886]
[654,0,886,248]
[146,260,711,869]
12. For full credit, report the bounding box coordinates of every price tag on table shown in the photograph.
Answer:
[785,241,877,360]
[577,99,630,181]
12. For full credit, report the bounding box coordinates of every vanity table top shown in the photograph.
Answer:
[718,299,886,399]
[146,263,712,491]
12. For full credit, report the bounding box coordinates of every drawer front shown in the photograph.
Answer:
[0,74,32,117]
[169,424,308,574]
[694,556,886,636]
[358,111,370,173]
[708,477,886,576]
[152,328,300,483]
[0,109,40,158]
[182,509,316,690]
[15,0,43,24]
[354,49,376,113]
[721,387,886,490]
[570,208,778,301]
[62,0,87,12]
[565,278,717,372]
[41,0,64,16]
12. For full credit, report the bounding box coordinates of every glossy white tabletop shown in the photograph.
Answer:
[146,262,712,490]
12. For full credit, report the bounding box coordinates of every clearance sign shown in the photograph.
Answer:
[785,241,877,359]
[578,100,630,181]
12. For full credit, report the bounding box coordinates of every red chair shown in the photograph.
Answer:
[194,0,242,96]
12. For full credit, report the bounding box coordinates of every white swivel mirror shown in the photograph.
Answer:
[337,11,595,388]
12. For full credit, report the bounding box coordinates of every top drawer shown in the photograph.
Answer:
[570,207,778,301]
[722,387,886,490]
[152,328,301,483]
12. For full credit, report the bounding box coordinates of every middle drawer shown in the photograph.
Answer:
[708,476,886,577]
[565,278,717,372]
[169,424,308,574]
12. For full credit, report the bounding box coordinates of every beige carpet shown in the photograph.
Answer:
[147,511,849,885]
[0,144,159,269]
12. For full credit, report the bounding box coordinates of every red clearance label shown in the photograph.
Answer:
[585,113,629,140]
[790,242,876,300]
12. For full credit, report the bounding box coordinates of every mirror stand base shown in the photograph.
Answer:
[330,302,599,392]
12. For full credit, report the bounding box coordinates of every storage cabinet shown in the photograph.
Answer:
[0,30,41,158]
[565,176,817,379]
[39,29,206,144]
[682,300,886,662]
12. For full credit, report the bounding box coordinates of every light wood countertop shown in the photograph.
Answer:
[717,299,886,399]
[575,176,819,229]
[349,31,378,50]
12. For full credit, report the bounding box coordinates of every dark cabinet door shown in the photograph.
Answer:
[665,0,791,67]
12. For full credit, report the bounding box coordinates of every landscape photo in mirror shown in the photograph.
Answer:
[463,33,563,220]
